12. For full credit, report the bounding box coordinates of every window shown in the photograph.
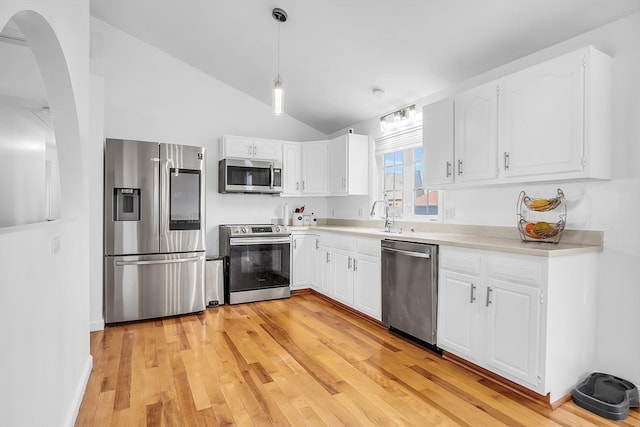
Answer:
[383,151,403,217]
[375,127,440,221]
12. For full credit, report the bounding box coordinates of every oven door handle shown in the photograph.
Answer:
[230,237,291,246]
[115,256,201,266]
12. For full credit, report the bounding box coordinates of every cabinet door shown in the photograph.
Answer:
[253,139,282,162]
[302,142,328,195]
[317,245,332,295]
[291,235,315,289]
[353,254,381,320]
[346,134,369,195]
[484,278,541,390]
[455,81,499,183]
[423,98,455,186]
[328,135,347,195]
[500,50,584,178]
[221,136,255,159]
[437,269,481,362]
[331,247,354,305]
[281,143,301,196]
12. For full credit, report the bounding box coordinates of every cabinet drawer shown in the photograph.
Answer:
[440,247,481,275]
[356,237,380,257]
[485,253,544,286]
[332,236,354,251]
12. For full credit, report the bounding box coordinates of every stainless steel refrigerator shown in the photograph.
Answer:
[104,138,206,324]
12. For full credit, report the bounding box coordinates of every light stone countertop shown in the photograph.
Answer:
[291,225,603,257]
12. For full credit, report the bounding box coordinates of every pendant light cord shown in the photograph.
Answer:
[276,21,281,79]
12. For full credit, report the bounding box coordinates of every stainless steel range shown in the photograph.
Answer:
[219,224,291,304]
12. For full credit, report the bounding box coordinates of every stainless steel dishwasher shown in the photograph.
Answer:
[381,239,438,347]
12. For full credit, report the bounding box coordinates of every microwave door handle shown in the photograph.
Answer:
[270,164,274,190]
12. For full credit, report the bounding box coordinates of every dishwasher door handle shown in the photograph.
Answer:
[382,247,431,259]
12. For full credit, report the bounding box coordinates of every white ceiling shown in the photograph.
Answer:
[89,0,640,135]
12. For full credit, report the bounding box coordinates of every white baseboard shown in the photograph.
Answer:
[63,354,93,427]
[90,318,105,332]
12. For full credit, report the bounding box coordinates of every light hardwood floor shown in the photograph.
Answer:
[76,294,640,426]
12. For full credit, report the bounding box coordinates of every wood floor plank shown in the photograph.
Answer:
[76,294,640,427]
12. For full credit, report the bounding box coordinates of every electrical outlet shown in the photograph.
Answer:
[51,235,61,254]
[445,207,456,220]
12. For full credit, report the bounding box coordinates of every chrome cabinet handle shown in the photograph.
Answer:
[296,181,299,190]
[302,180,306,190]
[446,161,452,177]
[293,239,297,249]
[348,256,352,269]
[458,159,463,175]
[326,252,331,263]
[470,284,476,303]
[353,259,358,271]
[485,287,493,307]
[504,152,510,171]
[248,146,253,156]
[315,239,319,250]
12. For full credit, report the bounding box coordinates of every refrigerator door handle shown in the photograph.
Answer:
[115,256,201,267]
[160,159,169,237]
[152,157,160,236]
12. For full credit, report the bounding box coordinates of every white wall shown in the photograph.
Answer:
[89,18,329,328]
[0,2,91,427]
[331,13,640,386]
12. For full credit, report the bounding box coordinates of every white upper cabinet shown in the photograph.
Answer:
[422,46,611,188]
[282,141,328,197]
[422,98,455,186]
[499,46,612,181]
[302,141,329,196]
[281,143,302,195]
[328,133,369,196]
[454,80,500,184]
[219,135,283,161]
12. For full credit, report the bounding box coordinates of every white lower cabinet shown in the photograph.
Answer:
[438,245,598,404]
[332,238,355,305]
[311,232,381,320]
[352,238,381,320]
[290,232,318,290]
[483,277,541,388]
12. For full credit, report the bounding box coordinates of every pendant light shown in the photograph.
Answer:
[272,8,287,115]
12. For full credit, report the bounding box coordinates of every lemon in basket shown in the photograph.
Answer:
[532,221,557,237]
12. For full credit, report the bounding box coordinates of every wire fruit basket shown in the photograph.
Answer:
[517,189,566,243]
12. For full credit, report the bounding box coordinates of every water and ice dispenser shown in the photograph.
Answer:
[113,188,140,221]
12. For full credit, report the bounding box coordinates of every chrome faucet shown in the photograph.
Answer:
[370,199,393,232]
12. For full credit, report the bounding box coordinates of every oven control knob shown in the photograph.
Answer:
[275,226,281,232]
[241,227,247,233]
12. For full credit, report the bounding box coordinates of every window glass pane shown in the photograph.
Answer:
[428,190,439,215]
[414,162,423,188]
[383,167,394,191]
[414,189,427,215]
[384,153,395,167]
[414,146,423,162]
[395,151,403,163]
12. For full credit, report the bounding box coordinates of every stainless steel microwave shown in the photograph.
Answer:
[218,158,283,194]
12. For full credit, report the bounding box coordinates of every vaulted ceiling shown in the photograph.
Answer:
[90,0,640,134]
